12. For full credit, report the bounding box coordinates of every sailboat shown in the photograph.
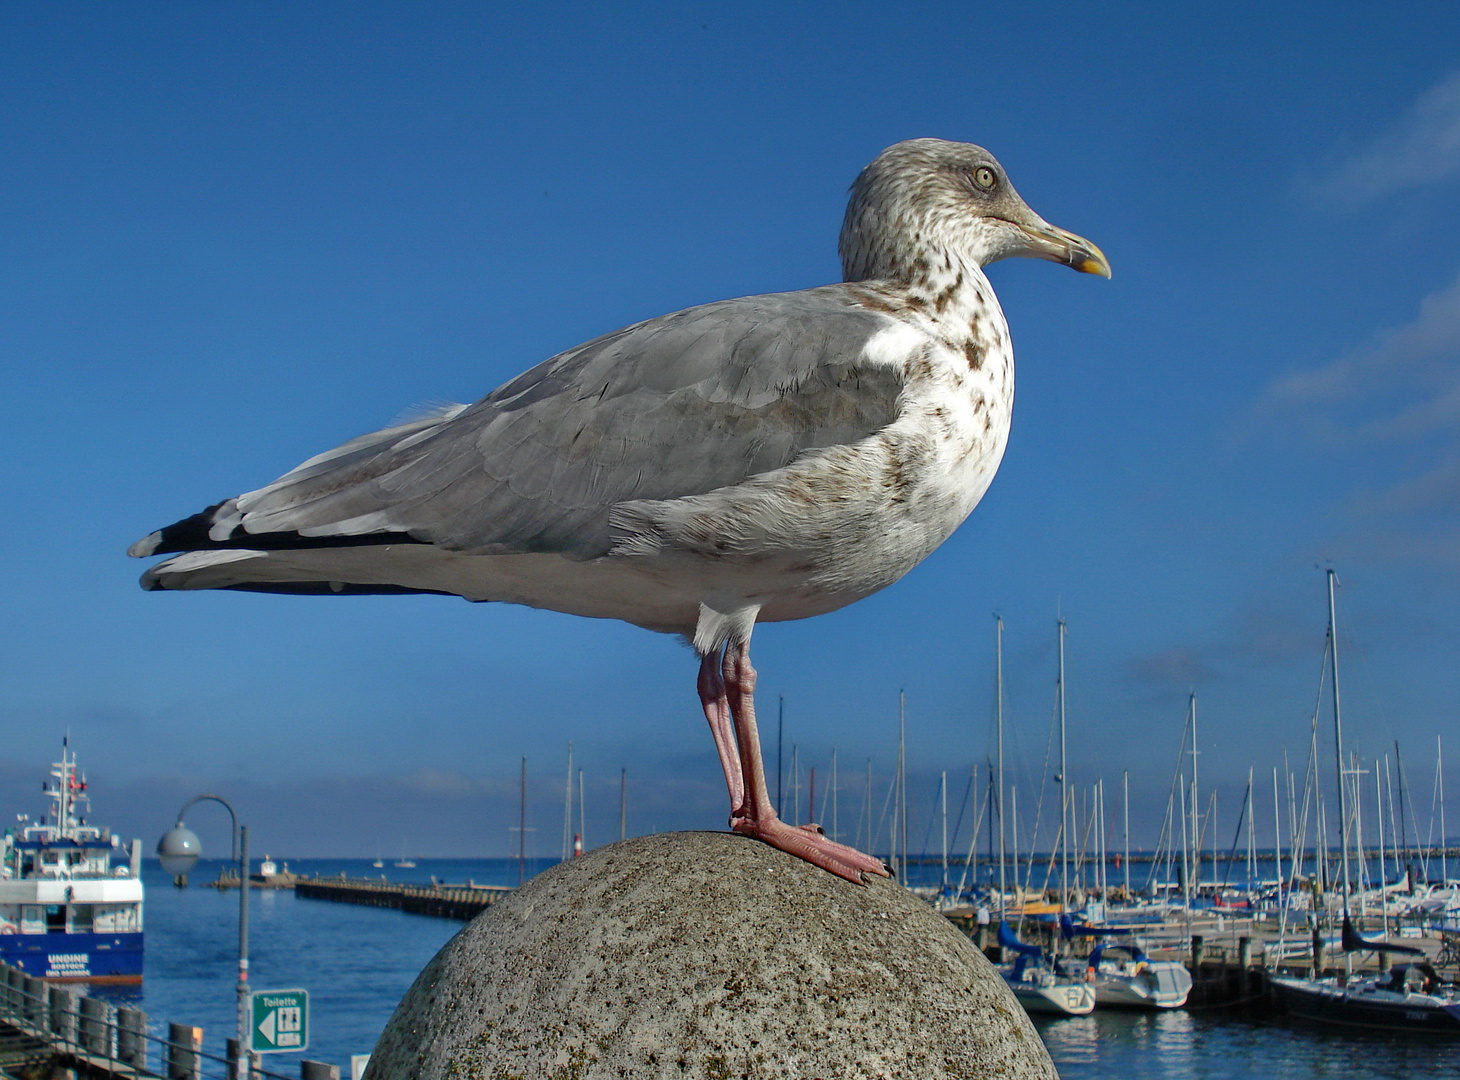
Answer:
[993,617,1095,1019]
[1084,938,1192,1009]
[1270,571,1460,1035]
[1272,919,1460,1033]
[997,921,1095,1016]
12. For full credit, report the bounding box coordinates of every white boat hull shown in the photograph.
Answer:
[1003,975,1096,1016]
[1091,963,1192,1009]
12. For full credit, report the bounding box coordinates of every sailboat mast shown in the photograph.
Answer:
[562,741,574,861]
[1376,758,1388,934]
[1123,769,1131,900]
[1328,569,1353,912]
[1395,747,1407,881]
[992,615,1004,910]
[1441,736,1449,885]
[1247,766,1256,885]
[940,770,949,889]
[1180,774,1192,947]
[1011,784,1020,903]
[1058,618,1069,910]
[1272,767,1284,906]
[831,748,839,844]
[1189,693,1199,894]
[777,695,785,819]
[519,755,527,887]
[792,745,800,826]
[898,690,908,881]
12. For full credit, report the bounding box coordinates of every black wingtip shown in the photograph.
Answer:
[133,503,232,557]
[131,500,424,558]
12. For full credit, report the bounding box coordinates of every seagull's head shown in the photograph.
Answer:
[839,138,1110,285]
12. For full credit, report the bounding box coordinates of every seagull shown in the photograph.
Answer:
[128,138,1108,883]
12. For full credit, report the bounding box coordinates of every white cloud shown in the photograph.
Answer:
[1259,270,1460,446]
[1256,271,1460,569]
[1313,70,1460,207]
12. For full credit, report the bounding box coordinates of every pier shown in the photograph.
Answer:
[293,877,511,921]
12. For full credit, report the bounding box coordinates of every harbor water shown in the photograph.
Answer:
[90,857,1460,1078]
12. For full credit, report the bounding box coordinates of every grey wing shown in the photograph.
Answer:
[140,285,905,560]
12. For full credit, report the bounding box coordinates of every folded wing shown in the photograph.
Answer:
[131,285,906,565]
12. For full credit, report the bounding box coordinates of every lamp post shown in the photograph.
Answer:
[157,795,250,1080]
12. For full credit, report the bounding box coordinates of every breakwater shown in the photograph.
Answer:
[293,877,511,920]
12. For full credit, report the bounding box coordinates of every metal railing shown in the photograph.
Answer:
[0,962,344,1080]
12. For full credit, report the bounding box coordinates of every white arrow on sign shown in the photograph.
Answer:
[258,1009,276,1045]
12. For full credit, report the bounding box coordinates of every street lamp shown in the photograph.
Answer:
[158,795,251,1080]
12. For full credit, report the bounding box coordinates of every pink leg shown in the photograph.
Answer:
[721,642,889,883]
[699,649,745,813]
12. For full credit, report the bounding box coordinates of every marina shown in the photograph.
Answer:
[1,856,1459,1079]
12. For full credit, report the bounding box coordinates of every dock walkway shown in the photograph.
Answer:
[293,877,511,921]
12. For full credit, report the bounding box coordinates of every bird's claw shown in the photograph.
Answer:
[732,815,890,884]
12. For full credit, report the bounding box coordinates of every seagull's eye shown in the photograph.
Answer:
[974,167,997,190]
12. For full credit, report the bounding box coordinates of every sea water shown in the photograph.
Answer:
[91,857,1460,1078]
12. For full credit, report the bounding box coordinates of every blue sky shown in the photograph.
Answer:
[2,3,1458,861]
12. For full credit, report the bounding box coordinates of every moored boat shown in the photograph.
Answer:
[1272,965,1460,1035]
[997,921,1096,1016]
[1271,571,1460,1036]
[0,740,144,983]
[1085,941,1192,1009]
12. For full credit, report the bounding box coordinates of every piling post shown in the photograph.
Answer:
[167,1023,203,1080]
[1189,934,1205,977]
[24,976,48,1026]
[1312,926,1326,977]
[1377,950,1389,974]
[301,1060,340,1080]
[117,1007,148,1071]
[1237,936,1252,970]
[79,995,112,1056]
[50,987,77,1049]
[229,1038,264,1080]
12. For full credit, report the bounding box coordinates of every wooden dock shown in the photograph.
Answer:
[293,877,511,921]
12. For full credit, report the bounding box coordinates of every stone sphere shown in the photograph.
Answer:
[365,831,1055,1079]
